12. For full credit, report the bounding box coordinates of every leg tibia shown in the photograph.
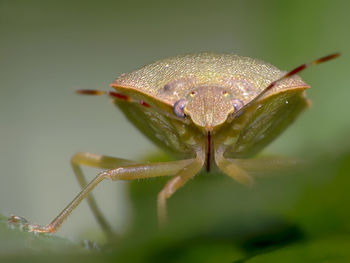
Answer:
[70,152,139,237]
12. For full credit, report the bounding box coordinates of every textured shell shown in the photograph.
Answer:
[111,52,307,106]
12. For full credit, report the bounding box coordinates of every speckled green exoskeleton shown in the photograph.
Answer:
[9,52,339,236]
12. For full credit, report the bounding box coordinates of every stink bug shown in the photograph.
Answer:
[9,52,339,236]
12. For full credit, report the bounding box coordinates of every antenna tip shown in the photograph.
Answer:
[313,52,341,65]
[76,89,106,95]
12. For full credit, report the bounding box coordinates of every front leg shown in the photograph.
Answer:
[214,146,254,186]
[9,157,196,235]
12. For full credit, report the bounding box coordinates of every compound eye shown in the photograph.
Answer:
[232,99,244,113]
[173,99,188,118]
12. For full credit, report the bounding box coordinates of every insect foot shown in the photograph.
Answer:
[8,215,54,233]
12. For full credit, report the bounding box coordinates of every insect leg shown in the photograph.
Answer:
[70,152,140,238]
[9,158,195,235]
[157,150,205,227]
[214,146,254,186]
[228,156,304,176]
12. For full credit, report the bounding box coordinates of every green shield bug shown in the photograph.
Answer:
[9,52,339,236]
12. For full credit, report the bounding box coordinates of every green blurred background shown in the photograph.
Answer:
[0,0,348,256]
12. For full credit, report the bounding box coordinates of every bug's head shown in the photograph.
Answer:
[173,86,244,132]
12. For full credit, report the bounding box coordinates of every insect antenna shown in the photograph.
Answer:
[76,89,131,101]
[76,89,154,108]
[234,52,340,117]
[76,89,107,96]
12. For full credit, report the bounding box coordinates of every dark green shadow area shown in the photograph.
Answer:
[1,148,350,262]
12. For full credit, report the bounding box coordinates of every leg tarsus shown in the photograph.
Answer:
[8,215,55,233]
[157,191,168,227]
[157,152,205,226]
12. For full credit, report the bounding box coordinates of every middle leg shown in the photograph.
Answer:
[214,146,254,186]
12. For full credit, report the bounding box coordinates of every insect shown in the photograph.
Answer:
[9,52,339,237]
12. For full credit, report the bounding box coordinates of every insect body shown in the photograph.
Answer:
[9,52,339,236]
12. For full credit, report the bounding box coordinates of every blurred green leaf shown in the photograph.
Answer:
[245,236,350,263]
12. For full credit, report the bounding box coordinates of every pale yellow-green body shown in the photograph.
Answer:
[9,52,315,238]
[111,53,308,161]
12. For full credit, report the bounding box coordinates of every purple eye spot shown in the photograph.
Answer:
[232,99,244,112]
[173,99,188,118]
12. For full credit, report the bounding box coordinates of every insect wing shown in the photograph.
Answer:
[217,87,310,158]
